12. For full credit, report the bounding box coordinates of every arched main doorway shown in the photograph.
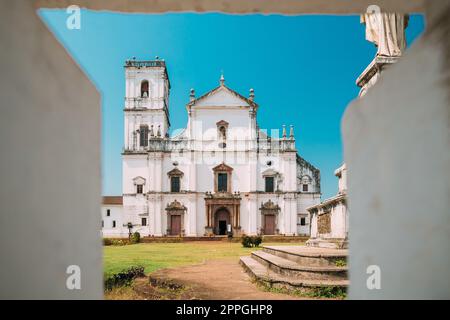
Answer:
[214,208,231,235]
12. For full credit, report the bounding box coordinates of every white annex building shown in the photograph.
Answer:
[102,58,321,238]
[306,164,348,248]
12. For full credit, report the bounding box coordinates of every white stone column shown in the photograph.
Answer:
[291,196,297,235]
[188,195,197,236]
[154,196,163,236]
[247,194,257,235]
[248,152,258,234]
[187,151,197,235]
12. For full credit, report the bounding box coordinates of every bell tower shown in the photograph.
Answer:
[123,57,170,151]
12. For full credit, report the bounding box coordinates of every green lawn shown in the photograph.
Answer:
[103,241,303,276]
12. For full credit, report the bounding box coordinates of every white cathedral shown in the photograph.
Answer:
[101,58,321,238]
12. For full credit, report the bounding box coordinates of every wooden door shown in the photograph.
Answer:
[170,215,181,235]
[264,215,275,235]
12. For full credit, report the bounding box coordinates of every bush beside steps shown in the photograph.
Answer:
[241,235,263,248]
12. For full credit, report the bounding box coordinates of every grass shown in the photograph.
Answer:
[103,241,303,276]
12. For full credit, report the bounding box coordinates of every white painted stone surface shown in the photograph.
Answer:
[343,2,450,298]
[0,0,102,299]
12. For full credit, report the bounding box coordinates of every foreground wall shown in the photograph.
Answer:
[0,0,102,299]
[343,0,450,299]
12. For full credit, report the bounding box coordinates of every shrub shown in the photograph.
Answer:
[104,266,145,291]
[253,236,263,247]
[241,235,253,248]
[241,235,263,248]
[131,232,141,244]
[103,238,131,246]
[111,239,128,246]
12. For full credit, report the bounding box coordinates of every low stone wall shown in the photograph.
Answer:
[139,235,308,243]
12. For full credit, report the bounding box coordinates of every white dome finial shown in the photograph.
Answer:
[220,71,225,86]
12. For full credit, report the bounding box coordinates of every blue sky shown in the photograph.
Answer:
[39,10,424,199]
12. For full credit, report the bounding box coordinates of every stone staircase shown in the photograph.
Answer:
[240,245,348,295]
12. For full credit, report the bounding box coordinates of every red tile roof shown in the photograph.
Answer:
[102,196,123,205]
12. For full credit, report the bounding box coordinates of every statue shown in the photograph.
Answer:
[361,8,409,57]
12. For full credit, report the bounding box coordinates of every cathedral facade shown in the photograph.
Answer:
[103,58,321,238]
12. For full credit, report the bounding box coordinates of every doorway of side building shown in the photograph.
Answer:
[214,208,230,235]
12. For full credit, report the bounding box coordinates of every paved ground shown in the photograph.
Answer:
[146,258,305,300]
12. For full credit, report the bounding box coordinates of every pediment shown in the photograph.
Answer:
[165,200,187,211]
[133,176,146,185]
[216,120,229,127]
[262,168,279,177]
[189,85,257,108]
[260,200,280,211]
[212,162,234,172]
[167,168,184,177]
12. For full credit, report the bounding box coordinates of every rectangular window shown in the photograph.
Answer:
[102,220,104,228]
[265,177,275,192]
[300,217,306,226]
[112,220,116,228]
[106,209,110,217]
[139,125,149,147]
[137,184,143,194]
[141,218,147,226]
[217,173,228,192]
[171,177,180,193]
[302,184,308,192]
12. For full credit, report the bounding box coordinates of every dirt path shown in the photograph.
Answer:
[146,258,305,300]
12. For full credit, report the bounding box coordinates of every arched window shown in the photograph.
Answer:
[141,80,149,98]
[219,126,227,141]
[216,120,229,149]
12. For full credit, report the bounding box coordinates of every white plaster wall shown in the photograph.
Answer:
[329,204,347,239]
[123,155,149,193]
[297,214,309,235]
[101,205,126,237]
[126,68,166,101]
[297,160,320,193]
[343,2,450,298]
[191,108,252,143]
[0,0,102,299]
[124,66,169,145]
[124,146,319,235]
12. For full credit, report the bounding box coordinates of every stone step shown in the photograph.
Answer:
[262,245,348,267]
[251,251,347,281]
[306,238,348,249]
[240,256,348,294]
